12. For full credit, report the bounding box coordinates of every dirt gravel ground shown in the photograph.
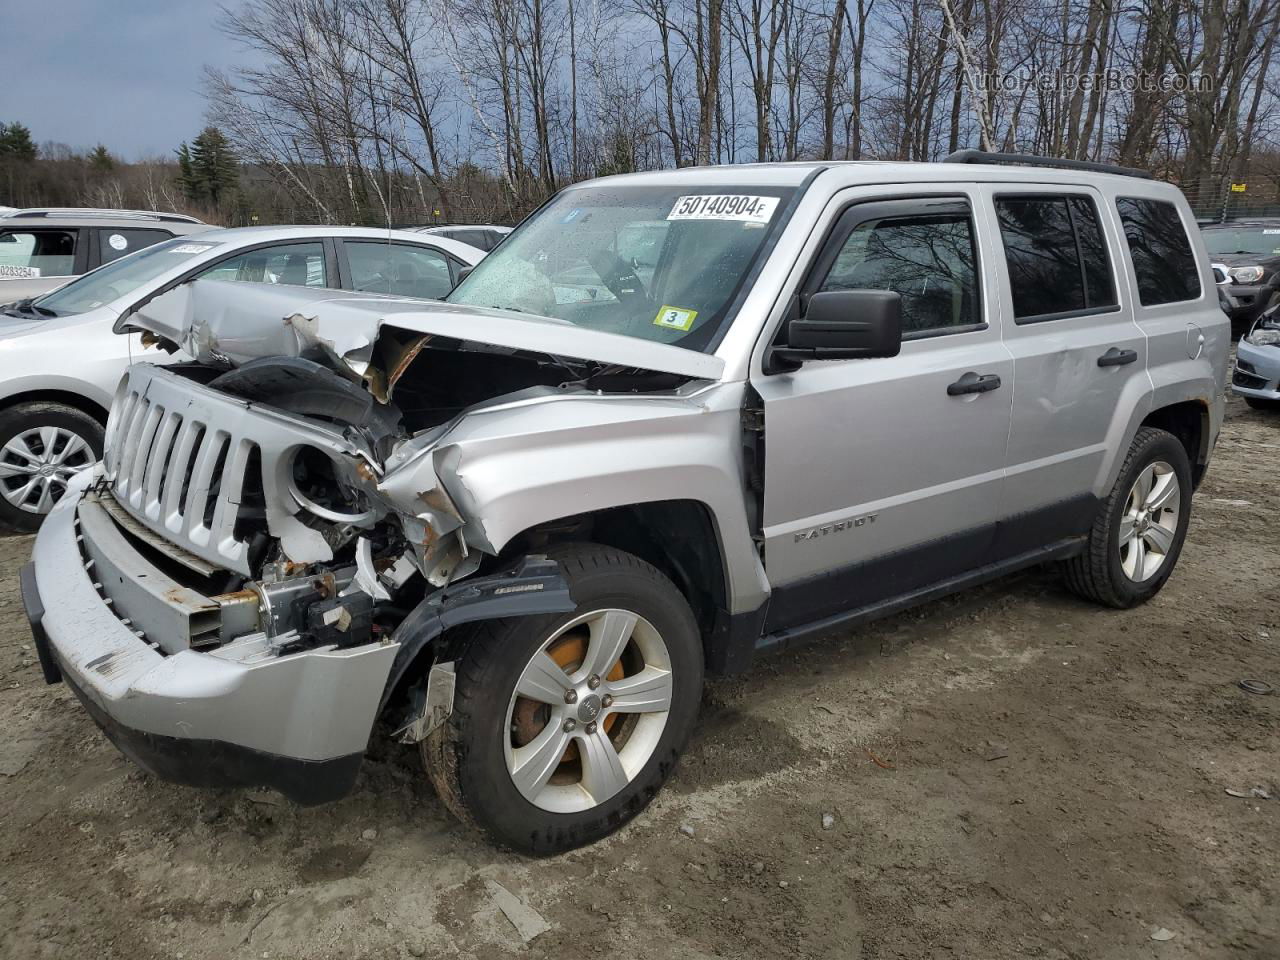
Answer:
[1,393,1277,960]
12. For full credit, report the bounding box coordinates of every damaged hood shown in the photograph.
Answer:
[120,278,725,382]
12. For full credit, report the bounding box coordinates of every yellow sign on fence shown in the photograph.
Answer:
[1230,183,1247,193]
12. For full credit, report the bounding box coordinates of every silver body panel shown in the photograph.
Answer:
[127,280,724,382]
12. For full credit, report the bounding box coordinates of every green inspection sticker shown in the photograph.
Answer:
[654,305,697,331]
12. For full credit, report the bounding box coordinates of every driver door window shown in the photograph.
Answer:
[198,242,326,287]
[816,208,981,336]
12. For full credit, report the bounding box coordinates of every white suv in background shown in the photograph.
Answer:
[0,225,485,531]
[0,208,211,301]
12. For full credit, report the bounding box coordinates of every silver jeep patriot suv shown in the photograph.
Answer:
[23,153,1228,853]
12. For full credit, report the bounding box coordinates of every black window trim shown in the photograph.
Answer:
[993,190,1122,326]
[1114,195,1204,308]
[795,194,989,344]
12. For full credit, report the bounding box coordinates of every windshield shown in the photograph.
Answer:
[447,185,795,352]
[33,237,221,316]
[1201,226,1280,258]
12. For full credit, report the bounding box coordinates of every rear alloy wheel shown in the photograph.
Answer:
[1061,426,1192,608]
[1116,460,1181,583]
[0,402,102,533]
[422,544,703,854]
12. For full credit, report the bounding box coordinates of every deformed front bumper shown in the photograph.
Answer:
[21,473,397,805]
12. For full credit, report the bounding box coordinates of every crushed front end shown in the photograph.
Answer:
[22,359,565,803]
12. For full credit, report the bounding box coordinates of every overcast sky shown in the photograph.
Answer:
[1,0,253,160]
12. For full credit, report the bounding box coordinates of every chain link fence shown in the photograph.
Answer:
[1179,181,1280,223]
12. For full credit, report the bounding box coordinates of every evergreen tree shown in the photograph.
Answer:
[0,123,37,162]
[88,144,115,172]
[187,127,238,205]
[175,142,200,201]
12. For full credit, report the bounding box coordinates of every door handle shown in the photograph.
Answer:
[1097,347,1138,367]
[947,371,1002,396]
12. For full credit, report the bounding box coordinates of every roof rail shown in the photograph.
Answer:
[942,150,1153,180]
[5,208,205,224]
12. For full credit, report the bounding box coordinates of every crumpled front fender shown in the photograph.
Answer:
[376,555,576,715]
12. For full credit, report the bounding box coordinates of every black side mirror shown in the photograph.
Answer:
[770,289,903,368]
[453,265,475,288]
[1267,271,1280,291]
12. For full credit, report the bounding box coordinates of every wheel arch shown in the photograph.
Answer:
[1140,398,1210,487]
[497,499,733,659]
[0,388,110,426]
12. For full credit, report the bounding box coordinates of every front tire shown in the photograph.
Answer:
[1061,426,1192,608]
[0,402,103,533]
[1245,396,1280,411]
[421,544,704,854]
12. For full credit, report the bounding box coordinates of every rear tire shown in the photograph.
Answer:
[421,543,703,854]
[1061,427,1192,608]
[0,402,103,533]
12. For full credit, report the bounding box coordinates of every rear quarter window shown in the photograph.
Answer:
[1115,198,1201,306]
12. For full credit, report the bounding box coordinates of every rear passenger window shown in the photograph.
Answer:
[98,228,172,265]
[995,195,1117,321]
[1115,198,1201,305]
[819,208,981,335]
[346,241,455,299]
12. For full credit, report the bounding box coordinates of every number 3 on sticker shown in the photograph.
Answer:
[654,305,697,331]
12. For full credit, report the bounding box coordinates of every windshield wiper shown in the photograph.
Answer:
[5,298,57,318]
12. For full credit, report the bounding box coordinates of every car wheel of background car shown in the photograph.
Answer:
[1245,396,1280,411]
[1061,426,1193,609]
[421,543,703,854]
[0,401,103,533]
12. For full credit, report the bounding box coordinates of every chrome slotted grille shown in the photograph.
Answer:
[104,364,370,576]
[107,385,254,572]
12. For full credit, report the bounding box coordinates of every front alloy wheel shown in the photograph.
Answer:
[422,544,702,854]
[506,609,673,813]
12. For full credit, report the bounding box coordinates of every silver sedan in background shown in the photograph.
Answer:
[0,225,485,531]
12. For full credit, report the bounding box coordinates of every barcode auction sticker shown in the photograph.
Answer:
[170,243,216,254]
[668,194,779,223]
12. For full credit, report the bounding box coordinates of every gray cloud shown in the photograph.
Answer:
[0,0,256,159]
